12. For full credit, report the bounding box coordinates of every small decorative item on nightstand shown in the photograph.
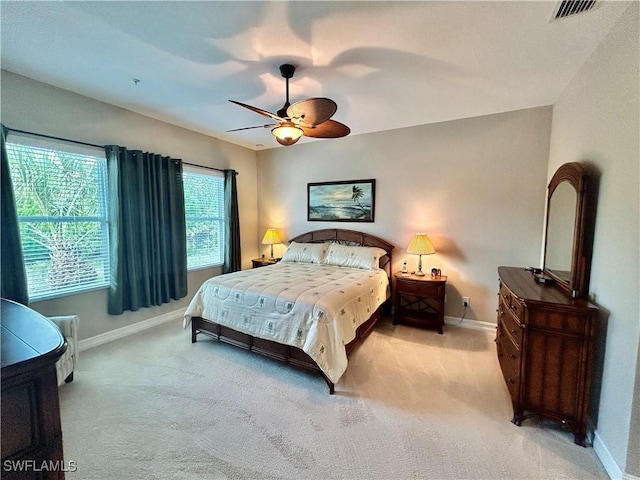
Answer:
[393,272,447,334]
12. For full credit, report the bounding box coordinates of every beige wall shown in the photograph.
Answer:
[1,71,260,339]
[547,3,639,476]
[256,106,552,324]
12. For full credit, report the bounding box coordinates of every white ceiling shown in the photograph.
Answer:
[0,1,630,150]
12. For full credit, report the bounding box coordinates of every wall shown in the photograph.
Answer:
[1,71,259,340]
[547,3,639,477]
[256,106,552,324]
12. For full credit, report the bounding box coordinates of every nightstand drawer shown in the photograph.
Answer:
[398,280,444,297]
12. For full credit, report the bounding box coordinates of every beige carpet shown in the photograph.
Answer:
[59,317,608,480]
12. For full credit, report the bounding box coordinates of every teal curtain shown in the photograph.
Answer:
[1,125,29,305]
[223,169,241,273]
[105,146,187,315]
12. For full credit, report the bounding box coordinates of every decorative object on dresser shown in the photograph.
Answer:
[496,162,599,446]
[1,299,67,480]
[406,233,436,276]
[261,228,282,261]
[307,179,375,222]
[186,228,394,394]
[393,273,447,334]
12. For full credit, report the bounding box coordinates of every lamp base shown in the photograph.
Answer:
[414,270,426,276]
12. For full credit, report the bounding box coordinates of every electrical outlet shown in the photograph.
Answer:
[462,296,470,307]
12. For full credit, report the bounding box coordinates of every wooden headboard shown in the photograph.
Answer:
[288,228,394,278]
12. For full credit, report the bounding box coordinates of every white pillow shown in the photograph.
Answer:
[281,242,328,264]
[323,243,387,270]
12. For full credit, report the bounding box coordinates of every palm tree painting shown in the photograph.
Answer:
[308,179,375,222]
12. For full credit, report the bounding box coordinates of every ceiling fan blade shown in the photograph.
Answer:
[301,119,350,138]
[226,124,274,132]
[287,98,337,126]
[229,100,285,122]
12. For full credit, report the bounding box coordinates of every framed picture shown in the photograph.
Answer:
[307,179,376,222]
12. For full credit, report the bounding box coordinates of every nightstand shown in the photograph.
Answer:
[251,257,279,268]
[393,273,447,333]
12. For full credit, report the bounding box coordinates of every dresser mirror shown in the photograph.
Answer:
[543,162,595,298]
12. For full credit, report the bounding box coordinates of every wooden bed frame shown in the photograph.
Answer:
[190,228,394,393]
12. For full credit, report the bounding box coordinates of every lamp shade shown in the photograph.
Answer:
[406,233,436,255]
[272,122,303,146]
[261,229,282,245]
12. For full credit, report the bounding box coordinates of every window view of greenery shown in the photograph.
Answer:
[6,141,110,299]
[183,171,225,269]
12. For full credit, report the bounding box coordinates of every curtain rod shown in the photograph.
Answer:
[4,126,233,174]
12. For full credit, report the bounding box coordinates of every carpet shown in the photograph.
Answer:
[58,317,608,479]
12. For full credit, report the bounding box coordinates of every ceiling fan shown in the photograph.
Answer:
[228,64,350,146]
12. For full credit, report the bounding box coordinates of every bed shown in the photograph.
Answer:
[184,229,394,393]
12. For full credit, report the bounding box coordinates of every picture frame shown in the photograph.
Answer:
[307,179,376,222]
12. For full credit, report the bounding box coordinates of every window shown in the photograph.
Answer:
[183,167,225,269]
[5,133,110,300]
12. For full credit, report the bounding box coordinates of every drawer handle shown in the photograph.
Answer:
[510,354,516,360]
[508,378,515,384]
[510,329,517,334]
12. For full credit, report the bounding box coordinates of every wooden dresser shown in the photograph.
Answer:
[1,299,67,479]
[496,267,598,446]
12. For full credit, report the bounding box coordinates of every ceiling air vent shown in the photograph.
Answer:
[553,0,597,20]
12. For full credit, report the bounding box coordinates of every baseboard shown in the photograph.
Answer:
[593,430,625,480]
[78,309,184,352]
[445,315,496,333]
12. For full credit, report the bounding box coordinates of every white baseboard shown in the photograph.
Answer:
[593,430,625,480]
[78,309,184,352]
[445,315,496,333]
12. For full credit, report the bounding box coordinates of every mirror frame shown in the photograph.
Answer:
[543,162,595,299]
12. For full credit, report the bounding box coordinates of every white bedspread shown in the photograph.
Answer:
[183,262,389,383]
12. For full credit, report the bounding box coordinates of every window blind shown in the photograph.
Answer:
[5,133,110,300]
[183,166,225,269]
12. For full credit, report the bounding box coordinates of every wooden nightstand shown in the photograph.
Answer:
[393,273,447,333]
[251,257,280,268]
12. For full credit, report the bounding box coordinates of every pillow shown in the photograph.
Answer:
[323,243,387,270]
[281,242,329,264]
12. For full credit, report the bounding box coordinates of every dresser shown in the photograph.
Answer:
[496,267,598,446]
[1,299,67,479]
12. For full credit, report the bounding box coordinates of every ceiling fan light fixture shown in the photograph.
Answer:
[272,122,303,146]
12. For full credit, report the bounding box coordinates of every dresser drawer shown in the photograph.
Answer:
[499,322,522,368]
[498,339,520,400]
[499,282,524,320]
[502,308,524,348]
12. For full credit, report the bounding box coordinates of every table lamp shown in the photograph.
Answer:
[406,233,436,276]
[261,229,282,261]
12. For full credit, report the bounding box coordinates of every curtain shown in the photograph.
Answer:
[0,125,29,305]
[105,146,187,315]
[223,169,241,273]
